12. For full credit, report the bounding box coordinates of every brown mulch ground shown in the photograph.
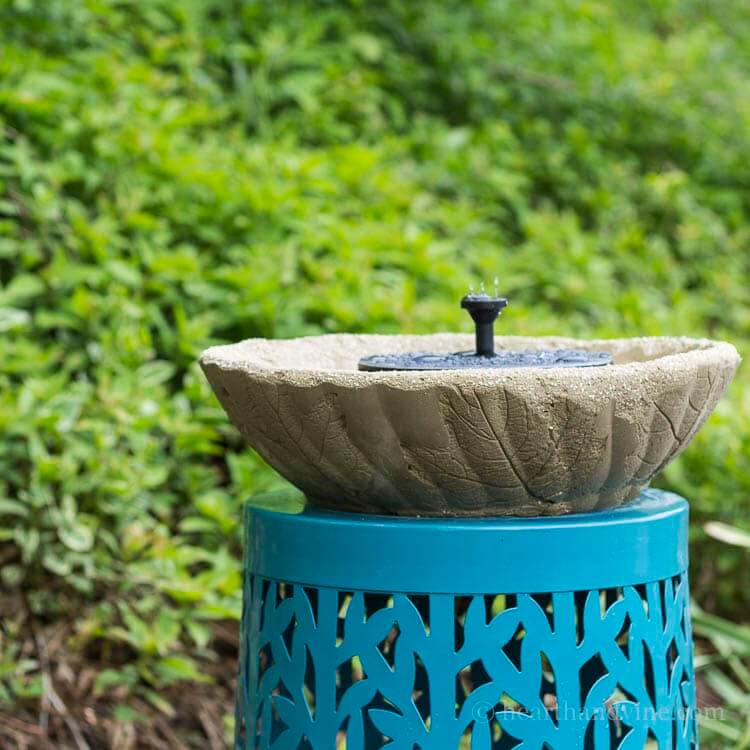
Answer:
[0,589,726,750]
[0,590,238,750]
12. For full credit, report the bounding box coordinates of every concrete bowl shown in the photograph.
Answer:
[200,334,739,516]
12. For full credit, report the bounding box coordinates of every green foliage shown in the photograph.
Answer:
[0,619,40,705]
[0,0,749,742]
[693,605,750,747]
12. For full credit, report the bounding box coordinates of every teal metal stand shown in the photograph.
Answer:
[236,490,697,749]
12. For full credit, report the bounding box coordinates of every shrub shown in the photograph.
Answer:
[0,0,748,741]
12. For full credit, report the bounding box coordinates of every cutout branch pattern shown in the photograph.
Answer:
[236,576,695,750]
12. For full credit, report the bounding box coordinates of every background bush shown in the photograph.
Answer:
[1,0,749,746]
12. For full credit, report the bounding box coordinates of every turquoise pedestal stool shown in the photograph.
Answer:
[235,490,696,750]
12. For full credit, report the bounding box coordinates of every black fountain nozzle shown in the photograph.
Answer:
[461,293,508,357]
[357,287,613,371]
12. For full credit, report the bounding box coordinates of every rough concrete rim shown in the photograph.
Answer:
[200,334,740,392]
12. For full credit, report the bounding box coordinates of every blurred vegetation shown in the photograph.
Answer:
[0,0,749,746]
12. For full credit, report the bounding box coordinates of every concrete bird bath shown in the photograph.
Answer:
[200,294,738,517]
[206,291,739,749]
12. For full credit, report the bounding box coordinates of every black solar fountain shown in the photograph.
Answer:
[358,290,613,371]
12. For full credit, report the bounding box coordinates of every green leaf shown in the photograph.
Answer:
[704,521,750,548]
[153,609,181,654]
[136,360,176,387]
[58,522,94,552]
[112,705,148,723]
[185,620,211,650]
[154,656,210,684]
[42,553,72,576]
[94,668,137,695]
[0,274,44,304]
[0,499,28,517]
[0,307,30,332]
[141,688,175,717]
